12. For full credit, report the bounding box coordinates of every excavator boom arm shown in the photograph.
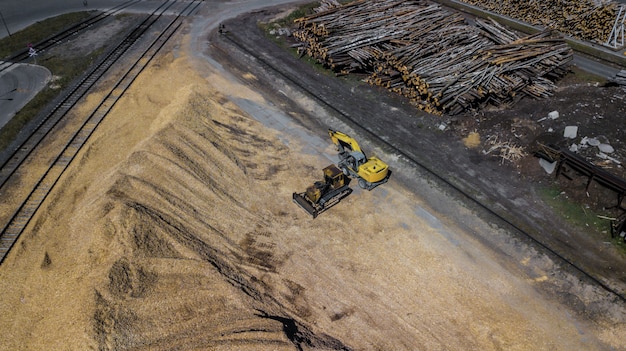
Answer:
[328,129,363,154]
[327,128,390,189]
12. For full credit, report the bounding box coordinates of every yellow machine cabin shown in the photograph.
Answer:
[328,129,390,190]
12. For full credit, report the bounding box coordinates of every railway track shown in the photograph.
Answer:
[0,0,203,263]
[0,0,139,74]
[0,0,180,177]
[220,29,626,303]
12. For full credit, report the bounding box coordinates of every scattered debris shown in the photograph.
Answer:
[270,27,292,37]
[567,135,622,166]
[564,125,578,139]
[585,137,600,146]
[537,110,559,122]
[548,111,559,120]
[539,158,557,174]
[463,132,481,148]
[484,135,527,164]
[599,143,615,153]
[596,152,622,165]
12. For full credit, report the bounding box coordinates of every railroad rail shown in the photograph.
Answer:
[220,29,626,303]
[0,0,202,264]
[0,0,177,187]
[0,0,140,74]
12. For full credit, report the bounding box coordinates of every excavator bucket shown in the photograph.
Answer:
[292,192,320,218]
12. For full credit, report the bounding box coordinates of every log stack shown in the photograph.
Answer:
[293,0,573,115]
[459,0,622,44]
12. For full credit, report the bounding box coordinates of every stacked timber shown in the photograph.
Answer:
[293,0,572,115]
[459,0,621,44]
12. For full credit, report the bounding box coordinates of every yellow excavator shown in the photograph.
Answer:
[292,164,353,218]
[328,129,390,190]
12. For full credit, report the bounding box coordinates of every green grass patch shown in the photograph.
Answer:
[0,11,107,151]
[273,3,318,29]
[0,49,103,151]
[539,185,626,254]
[0,12,94,58]
[540,186,605,230]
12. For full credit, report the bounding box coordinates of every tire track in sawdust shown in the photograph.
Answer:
[92,91,350,350]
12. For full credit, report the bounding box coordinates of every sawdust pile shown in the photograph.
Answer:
[463,131,481,148]
[0,35,623,351]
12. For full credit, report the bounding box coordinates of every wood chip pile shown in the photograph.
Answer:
[293,0,573,115]
[459,0,621,44]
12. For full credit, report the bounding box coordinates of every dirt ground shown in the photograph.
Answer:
[0,3,625,351]
[453,71,626,206]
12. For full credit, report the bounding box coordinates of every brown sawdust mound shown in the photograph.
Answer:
[0,29,624,351]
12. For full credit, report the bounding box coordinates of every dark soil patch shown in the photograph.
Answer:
[452,70,626,215]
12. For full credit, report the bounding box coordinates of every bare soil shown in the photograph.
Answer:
[0,4,625,351]
[453,72,626,206]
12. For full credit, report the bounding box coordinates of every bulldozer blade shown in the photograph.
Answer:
[292,192,319,218]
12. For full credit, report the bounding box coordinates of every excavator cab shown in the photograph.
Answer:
[328,129,390,190]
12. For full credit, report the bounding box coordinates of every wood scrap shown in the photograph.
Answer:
[484,135,528,164]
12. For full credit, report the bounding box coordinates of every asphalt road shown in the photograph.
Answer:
[0,63,50,129]
[0,0,198,133]
[0,0,127,39]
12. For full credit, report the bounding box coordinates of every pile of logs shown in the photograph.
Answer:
[293,0,573,115]
[459,0,622,44]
